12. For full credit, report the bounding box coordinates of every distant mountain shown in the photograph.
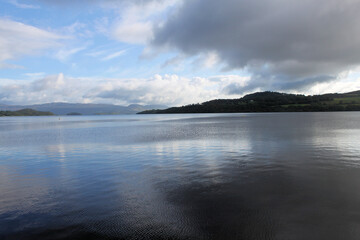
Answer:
[0,109,54,117]
[138,91,360,114]
[0,103,167,115]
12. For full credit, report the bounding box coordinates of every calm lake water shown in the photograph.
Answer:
[1,112,360,240]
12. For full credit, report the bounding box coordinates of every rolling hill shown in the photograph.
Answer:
[138,91,360,114]
[0,109,54,117]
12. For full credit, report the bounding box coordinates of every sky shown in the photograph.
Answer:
[1,0,360,106]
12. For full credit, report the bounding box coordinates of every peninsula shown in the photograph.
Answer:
[138,91,360,114]
[0,109,54,117]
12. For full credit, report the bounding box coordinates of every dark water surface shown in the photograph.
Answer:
[1,113,360,240]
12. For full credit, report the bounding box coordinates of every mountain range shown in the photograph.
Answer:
[0,102,167,115]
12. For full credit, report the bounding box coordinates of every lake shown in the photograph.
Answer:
[1,112,360,239]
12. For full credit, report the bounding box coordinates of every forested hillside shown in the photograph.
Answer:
[139,91,360,114]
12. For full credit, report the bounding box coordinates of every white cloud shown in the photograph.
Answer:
[23,72,46,79]
[113,21,153,44]
[0,62,23,69]
[60,21,94,39]
[86,74,216,105]
[304,72,360,96]
[0,73,87,104]
[0,18,63,68]
[86,49,108,57]
[202,52,220,69]
[188,52,221,71]
[0,73,247,105]
[31,73,65,92]
[111,0,179,44]
[8,0,40,9]
[2,72,359,106]
[85,47,128,61]
[101,50,127,61]
[161,54,186,69]
[54,46,87,62]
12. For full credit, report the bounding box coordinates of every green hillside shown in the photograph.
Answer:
[138,91,360,114]
[0,108,54,117]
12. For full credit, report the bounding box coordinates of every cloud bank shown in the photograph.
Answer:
[153,0,360,93]
[0,73,249,105]
[1,72,360,106]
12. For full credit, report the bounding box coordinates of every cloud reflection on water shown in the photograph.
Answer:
[1,113,360,239]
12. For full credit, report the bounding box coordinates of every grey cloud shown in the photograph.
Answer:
[153,0,360,90]
[161,55,185,68]
[275,76,335,91]
[223,75,334,95]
